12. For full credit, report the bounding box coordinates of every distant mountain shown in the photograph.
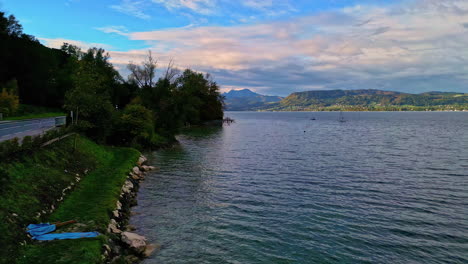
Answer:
[265,89,467,111]
[223,89,283,111]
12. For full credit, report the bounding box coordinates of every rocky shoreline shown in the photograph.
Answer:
[103,155,158,264]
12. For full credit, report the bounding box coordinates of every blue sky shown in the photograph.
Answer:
[1,0,468,96]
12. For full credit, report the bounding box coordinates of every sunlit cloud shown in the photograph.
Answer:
[42,0,468,95]
[39,38,114,51]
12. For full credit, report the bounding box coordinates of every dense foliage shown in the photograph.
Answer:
[0,79,19,115]
[0,11,224,148]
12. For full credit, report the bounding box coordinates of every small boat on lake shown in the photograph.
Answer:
[339,111,346,122]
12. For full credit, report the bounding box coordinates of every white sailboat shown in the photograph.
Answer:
[339,111,346,122]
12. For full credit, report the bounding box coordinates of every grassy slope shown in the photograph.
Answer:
[18,141,139,264]
[0,136,139,264]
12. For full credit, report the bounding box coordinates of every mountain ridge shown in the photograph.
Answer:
[222,89,283,111]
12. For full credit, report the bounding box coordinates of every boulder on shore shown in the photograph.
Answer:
[132,166,141,175]
[141,165,158,172]
[122,180,134,194]
[143,244,158,257]
[108,219,121,234]
[121,232,147,254]
[137,156,147,166]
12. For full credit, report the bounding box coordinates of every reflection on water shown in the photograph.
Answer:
[132,112,468,264]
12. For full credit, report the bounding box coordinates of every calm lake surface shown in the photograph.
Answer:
[132,112,468,264]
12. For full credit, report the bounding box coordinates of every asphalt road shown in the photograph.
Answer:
[0,117,59,142]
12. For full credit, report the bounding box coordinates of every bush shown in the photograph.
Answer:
[0,138,20,158]
[21,136,33,152]
[0,127,69,161]
[111,104,156,149]
[0,89,19,117]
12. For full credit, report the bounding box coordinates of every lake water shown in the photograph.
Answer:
[132,112,468,264]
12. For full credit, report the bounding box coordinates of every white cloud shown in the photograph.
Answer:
[93,0,468,94]
[152,0,216,15]
[110,0,151,20]
[95,26,129,36]
[241,0,296,16]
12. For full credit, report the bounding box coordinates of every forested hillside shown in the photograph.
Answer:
[266,89,468,111]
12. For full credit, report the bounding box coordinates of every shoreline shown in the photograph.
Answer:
[227,110,468,112]
[8,136,141,264]
[104,155,160,263]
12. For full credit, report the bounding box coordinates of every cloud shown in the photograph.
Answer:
[95,26,129,36]
[241,0,296,16]
[149,0,296,17]
[242,0,274,10]
[110,0,151,20]
[152,0,216,15]
[101,0,468,95]
[39,38,114,51]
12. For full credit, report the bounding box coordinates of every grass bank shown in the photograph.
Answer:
[0,135,139,264]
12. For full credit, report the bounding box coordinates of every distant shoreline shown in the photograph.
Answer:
[225,110,468,112]
[223,89,467,112]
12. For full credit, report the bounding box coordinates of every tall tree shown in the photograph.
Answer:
[127,50,157,89]
[64,48,117,141]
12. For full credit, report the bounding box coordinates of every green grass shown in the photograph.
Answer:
[5,112,65,121]
[17,239,105,264]
[0,135,139,264]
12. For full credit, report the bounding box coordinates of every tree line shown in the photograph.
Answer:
[0,11,224,148]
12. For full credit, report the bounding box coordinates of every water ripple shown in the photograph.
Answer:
[133,112,468,264]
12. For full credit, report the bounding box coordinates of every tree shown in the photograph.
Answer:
[0,12,22,37]
[0,79,19,116]
[127,50,157,89]
[60,43,83,59]
[64,52,115,141]
[175,69,224,125]
[111,104,155,147]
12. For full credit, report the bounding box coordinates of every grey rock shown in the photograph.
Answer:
[126,225,137,231]
[122,180,134,193]
[121,232,147,253]
[132,166,141,175]
[143,244,158,257]
[137,156,147,166]
[112,210,120,218]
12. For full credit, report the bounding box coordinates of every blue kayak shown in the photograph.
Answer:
[27,223,56,237]
[27,222,99,241]
[33,232,100,241]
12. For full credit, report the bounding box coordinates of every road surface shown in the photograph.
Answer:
[0,117,60,142]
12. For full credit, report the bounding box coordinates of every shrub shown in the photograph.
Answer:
[21,136,33,152]
[0,79,19,115]
[0,127,69,161]
[111,104,156,149]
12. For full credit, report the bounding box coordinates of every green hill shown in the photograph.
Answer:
[264,89,468,111]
